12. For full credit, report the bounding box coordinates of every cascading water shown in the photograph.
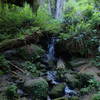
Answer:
[42,37,57,67]
[45,37,77,99]
[47,37,56,62]
[55,0,65,20]
[39,0,65,20]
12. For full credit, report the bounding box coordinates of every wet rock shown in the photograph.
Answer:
[24,77,48,99]
[65,86,77,97]
[4,50,17,60]
[17,89,24,96]
[47,71,59,85]
[49,83,66,98]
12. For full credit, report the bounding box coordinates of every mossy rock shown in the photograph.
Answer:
[49,83,66,98]
[69,96,79,100]
[53,96,68,100]
[65,73,79,88]
[18,44,45,61]
[24,77,48,99]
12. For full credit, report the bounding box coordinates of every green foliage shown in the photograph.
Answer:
[76,73,93,88]
[0,2,61,42]
[92,92,100,100]
[89,79,100,89]
[34,7,61,34]
[80,78,100,95]
[21,61,37,73]
[61,0,100,56]
[32,79,48,99]
[0,70,5,75]
[0,54,9,71]
[80,87,90,95]
[17,45,45,61]
[6,84,17,100]
[16,26,41,39]
[91,56,100,67]
[69,96,79,100]
[0,3,34,34]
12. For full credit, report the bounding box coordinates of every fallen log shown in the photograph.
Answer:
[0,31,42,52]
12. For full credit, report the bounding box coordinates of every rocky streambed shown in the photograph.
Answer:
[0,37,100,100]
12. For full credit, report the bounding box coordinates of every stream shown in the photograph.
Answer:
[45,37,77,100]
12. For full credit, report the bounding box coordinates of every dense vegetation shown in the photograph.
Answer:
[0,0,100,100]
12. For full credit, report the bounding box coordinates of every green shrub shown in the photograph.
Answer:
[91,56,100,67]
[21,61,37,73]
[34,6,61,34]
[92,92,100,100]
[6,85,18,100]
[76,73,93,88]
[80,87,91,95]
[0,3,35,41]
[0,54,9,71]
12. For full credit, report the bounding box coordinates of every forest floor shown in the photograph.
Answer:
[0,58,100,100]
[77,62,100,81]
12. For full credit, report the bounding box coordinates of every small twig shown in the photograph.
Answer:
[11,71,19,76]
[9,62,25,73]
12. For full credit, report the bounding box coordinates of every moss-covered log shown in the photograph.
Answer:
[0,32,42,52]
[56,33,99,58]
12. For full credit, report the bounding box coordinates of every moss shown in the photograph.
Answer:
[49,83,66,98]
[69,96,79,100]
[24,78,48,100]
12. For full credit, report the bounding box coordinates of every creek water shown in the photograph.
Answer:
[45,37,77,99]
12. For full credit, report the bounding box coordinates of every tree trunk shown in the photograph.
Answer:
[0,32,42,52]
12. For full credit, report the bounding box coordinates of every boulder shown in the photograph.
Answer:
[65,73,79,88]
[24,77,48,99]
[49,83,66,98]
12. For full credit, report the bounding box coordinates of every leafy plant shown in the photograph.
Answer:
[91,56,100,67]
[0,54,10,71]
[80,78,100,95]
[34,6,61,34]
[6,84,18,100]
[0,3,35,41]
[21,61,37,73]
[92,92,100,100]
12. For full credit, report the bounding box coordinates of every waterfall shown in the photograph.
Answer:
[47,37,56,62]
[39,0,65,20]
[55,0,65,20]
[47,0,52,14]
